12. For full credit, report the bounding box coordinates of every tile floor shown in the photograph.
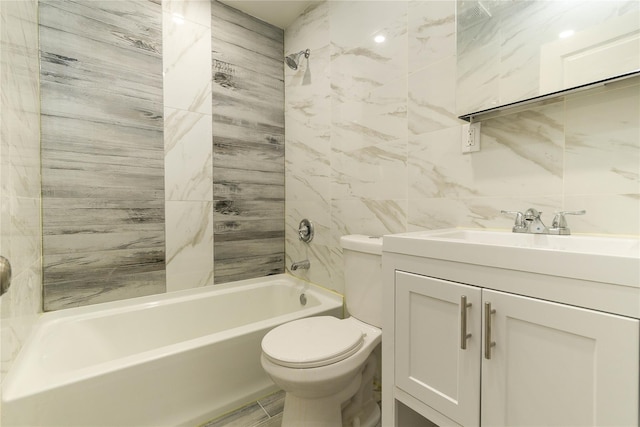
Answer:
[202,390,285,427]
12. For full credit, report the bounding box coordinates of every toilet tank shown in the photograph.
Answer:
[341,235,383,328]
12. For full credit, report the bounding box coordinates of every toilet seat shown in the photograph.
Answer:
[262,316,364,368]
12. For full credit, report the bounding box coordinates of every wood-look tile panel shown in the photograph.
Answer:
[44,270,166,311]
[214,182,284,202]
[214,253,285,284]
[211,2,283,63]
[212,1,284,283]
[40,0,165,310]
[210,1,282,43]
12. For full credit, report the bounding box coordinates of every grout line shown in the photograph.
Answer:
[257,400,272,418]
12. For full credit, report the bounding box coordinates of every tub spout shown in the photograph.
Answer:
[291,260,310,271]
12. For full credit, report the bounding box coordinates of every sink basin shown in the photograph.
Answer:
[425,229,640,257]
[383,229,640,288]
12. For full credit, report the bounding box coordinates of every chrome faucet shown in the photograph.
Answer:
[291,259,310,271]
[523,208,548,234]
[502,208,585,235]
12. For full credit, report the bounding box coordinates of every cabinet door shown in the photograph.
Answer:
[395,271,481,427]
[481,289,640,427]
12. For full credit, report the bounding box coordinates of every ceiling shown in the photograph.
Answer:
[218,1,319,29]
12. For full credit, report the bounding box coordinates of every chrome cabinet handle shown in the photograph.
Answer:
[484,302,496,359]
[460,295,472,350]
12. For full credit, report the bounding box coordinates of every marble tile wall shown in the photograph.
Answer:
[0,0,43,383]
[285,1,640,296]
[40,0,166,310]
[163,0,214,292]
[211,1,285,283]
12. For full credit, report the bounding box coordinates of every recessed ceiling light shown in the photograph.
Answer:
[559,29,575,39]
[374,34,386,44]
[172,13,185,25]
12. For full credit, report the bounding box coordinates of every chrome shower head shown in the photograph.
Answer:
[285,49,310,70]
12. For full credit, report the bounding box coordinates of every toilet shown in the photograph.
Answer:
[261,235,383,427]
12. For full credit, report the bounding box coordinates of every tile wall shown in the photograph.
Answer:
[163,0,214,292]
[37,0,284,305]
[163,0,285,288]
[210,2,285,283]
[0,0,42,382]
[40,0,166,310]
[284,1,640,295]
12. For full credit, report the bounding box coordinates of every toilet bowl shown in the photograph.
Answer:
[261,235,383,427]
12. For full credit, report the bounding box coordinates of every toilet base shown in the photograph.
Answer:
[281,373,361,427]
[280,353,381,427]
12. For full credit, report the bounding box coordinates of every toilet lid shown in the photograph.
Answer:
[262,316,364,368]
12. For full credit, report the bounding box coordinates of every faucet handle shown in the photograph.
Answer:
[501,210,527,233]
[551,210,586,232]
[552,210,586,227]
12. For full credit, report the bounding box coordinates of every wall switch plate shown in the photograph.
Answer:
[461,122,481,153]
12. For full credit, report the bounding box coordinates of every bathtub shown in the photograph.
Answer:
[1,274,343,426]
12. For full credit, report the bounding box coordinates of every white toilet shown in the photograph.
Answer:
[261,235,383,427]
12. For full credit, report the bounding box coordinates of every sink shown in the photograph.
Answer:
[424,229,640,257]
[383,229,640,288]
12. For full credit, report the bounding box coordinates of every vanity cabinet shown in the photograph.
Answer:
[395,272,481,427]
[388,268,640,427]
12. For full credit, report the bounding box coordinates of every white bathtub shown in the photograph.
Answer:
[1,274,343,426]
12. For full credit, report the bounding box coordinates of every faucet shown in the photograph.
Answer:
[523,208,548,234]
[502,208,585,235]
[291,259,310,271]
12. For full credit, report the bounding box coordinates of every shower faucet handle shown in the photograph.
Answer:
[298,219,314,243]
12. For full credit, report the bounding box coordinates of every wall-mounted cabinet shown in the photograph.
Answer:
[456,0,640,120]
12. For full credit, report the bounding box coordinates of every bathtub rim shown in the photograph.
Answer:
[2,274,344,402]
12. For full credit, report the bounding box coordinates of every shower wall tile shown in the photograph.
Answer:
[329,1,409,243]
[163,0,211,27]
[211,1,285,284]
[40,0,165,310]
[164,107,213,201]
[285,201,332,289]
[0,0,42,381]
[161,2,213,293]
[285,0,640,298]
[408,0,455,74]
[163,8,212,114]
[166,201,214,292]
[284,2,333,287]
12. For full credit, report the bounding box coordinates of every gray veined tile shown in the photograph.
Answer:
[212,2,285,285]
[40,0,165,310]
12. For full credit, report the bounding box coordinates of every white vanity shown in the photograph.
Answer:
[381,229,640,427]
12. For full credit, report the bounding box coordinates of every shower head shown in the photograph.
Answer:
[285,49,310,70]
